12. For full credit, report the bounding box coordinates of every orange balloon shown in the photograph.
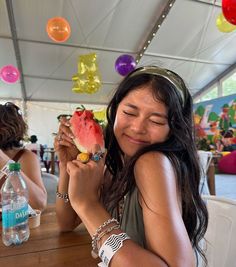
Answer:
[46,17,71,42]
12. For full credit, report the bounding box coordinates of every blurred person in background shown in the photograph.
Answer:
[0,102,47,211]
[25,134,44,161]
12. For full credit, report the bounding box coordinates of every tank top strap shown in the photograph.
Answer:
[12,149,26,162]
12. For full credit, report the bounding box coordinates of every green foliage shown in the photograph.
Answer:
[76,105,86,110]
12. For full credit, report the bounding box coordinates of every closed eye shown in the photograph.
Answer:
[150,120,166,125]
[123,111,136,116]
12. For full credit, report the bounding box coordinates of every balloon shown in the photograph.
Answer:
[72,53,102,94]
[222,0,236,25]
[46,17,71,42]
[216,13,236,32]
[78,53,98,74]
[0,65,20,84]
[93,108,107,121]
[115,54,136,76]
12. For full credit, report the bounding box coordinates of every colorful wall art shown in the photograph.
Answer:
[193,94,236,151]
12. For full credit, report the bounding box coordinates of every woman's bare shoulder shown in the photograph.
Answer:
[21,149,39,158]
[19,149,41,167]
[134,151,174,178]
[134,151,178,211]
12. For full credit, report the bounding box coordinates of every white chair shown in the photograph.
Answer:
[199,195,236,267]
[198,150,212,195]
[41,172,58,204]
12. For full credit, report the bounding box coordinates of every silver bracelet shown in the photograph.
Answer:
[91,224,120,258]
[91,218,119,259]
[98,233,130,266]
[56,186,69,203]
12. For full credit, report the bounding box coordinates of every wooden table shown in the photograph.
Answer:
[0,205,99,267]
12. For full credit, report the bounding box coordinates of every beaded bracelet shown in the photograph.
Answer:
[94,218,119,236]
[91,224,120,258]
[91,218,119,258]
[56,186,69,203]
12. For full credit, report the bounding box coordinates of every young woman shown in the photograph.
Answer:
[54,66,208,267]
[0,102,47,211]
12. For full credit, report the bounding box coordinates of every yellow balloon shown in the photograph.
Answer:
[72,74,101,94]
[72,53,101,94]
[78,53,98,74]
[72,73,88,93]
[93,108,107,121]
[72,86,84,93]
[72,74,79,82]
[216,13,236,33]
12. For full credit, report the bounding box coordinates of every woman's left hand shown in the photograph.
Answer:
[66,145,105,211]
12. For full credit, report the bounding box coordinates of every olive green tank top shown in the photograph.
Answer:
[119,187,146,248]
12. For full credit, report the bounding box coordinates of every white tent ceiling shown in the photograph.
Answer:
[0,0,236,105]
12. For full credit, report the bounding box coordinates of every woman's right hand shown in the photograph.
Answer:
[54,119,79,164]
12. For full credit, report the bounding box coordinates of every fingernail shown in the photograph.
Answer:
[69,134,74,139]
[65,122,71,127]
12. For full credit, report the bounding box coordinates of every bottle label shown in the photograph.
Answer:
[2,203,28,228]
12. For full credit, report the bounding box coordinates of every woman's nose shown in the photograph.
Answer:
[130,117,146,134]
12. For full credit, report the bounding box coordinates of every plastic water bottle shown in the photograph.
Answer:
[1,162,30,246]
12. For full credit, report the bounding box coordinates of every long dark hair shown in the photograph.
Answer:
[103,66,208,264]
[0,102,27,150]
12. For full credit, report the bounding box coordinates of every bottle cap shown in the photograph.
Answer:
[9,162,21,171]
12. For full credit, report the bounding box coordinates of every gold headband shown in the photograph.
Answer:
[129,66,187,107]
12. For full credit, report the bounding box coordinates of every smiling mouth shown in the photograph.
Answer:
[124,134,149,145]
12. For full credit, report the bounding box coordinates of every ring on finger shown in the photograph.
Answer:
[91,151,104,162]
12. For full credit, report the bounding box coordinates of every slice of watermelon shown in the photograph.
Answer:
[70,109,105,153]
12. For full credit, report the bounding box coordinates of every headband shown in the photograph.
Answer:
[129,66,187,107]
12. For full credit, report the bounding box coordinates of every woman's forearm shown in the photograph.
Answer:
[21,172,47,211]
[56,163,81,231]
[73,201,168,267]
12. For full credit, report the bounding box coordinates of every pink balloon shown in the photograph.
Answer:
[0,65,20,84]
